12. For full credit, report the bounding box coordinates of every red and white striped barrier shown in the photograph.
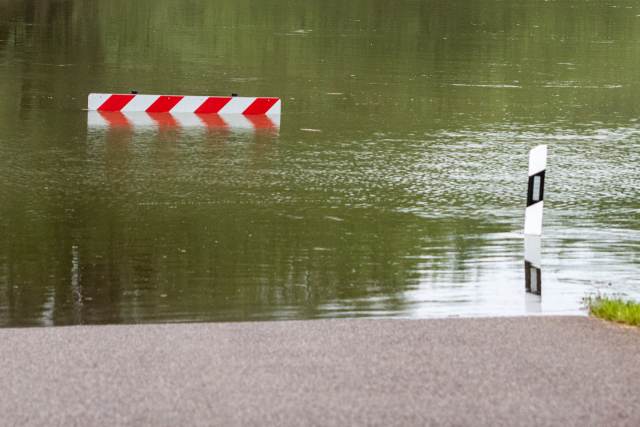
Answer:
[88,93,281,115]
[87,111,280,132]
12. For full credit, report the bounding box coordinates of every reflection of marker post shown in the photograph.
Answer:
[524,145,546,296]
[71,244,83,322]
[524,236,541,295]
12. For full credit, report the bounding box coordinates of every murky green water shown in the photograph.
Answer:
[1,0,639,326]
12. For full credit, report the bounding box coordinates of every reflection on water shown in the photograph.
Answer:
[88,112,280,133]
[1,0,640,326]
[524,236,542,296]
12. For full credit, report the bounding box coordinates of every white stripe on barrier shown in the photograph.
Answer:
[270,99,282,116]
[218,97,255,115]
[120,95,158,113]
[171,96,208,113]
[88,94,110,111]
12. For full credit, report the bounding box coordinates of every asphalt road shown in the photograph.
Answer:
[1,317,639,426]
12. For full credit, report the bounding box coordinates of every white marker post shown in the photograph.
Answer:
[524,145,547,236]
[524,145,547,296]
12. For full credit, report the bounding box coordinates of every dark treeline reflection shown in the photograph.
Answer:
[1,0,640,325]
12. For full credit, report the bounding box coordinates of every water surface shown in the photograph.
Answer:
[1,0,639,326]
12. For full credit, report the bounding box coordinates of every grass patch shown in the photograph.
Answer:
[584,295,640,327]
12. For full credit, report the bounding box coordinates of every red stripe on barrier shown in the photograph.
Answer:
[243,98,278,115]
[97,94,135,111]
[146,96,184,113]
[195,97,232,114]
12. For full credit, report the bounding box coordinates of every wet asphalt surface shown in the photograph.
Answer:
[1,316,639,426]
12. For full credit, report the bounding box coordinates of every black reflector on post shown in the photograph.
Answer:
[527,170,545,207]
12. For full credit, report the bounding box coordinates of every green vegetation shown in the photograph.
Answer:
[586,296,640,327]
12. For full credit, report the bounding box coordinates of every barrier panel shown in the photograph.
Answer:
[88,93,281,116]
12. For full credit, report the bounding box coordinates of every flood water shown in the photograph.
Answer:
[1,0,639,326]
